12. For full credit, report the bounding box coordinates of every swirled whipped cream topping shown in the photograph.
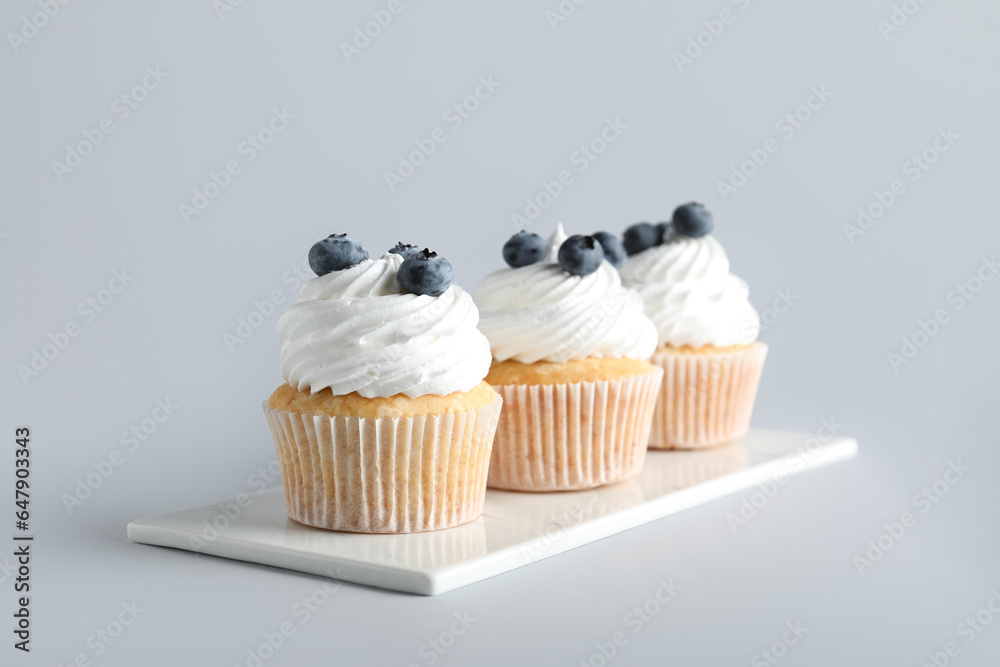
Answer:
[473,225,657,363]
[619,234,760,348]
[278,252,492,398]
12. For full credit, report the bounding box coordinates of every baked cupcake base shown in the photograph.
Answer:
[648,342,767,450]
[263,381,501,534]
[485,358,662,491]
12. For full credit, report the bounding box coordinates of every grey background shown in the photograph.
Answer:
[2,0,999,664]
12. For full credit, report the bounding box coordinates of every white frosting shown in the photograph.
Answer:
[278,253,492,398]
[473,224,658,363]
[543,223,569,263]
[619,235,760,348]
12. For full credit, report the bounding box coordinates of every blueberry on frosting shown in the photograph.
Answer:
[308,234,369,276]
[558,235,604,276]
[502,231,546,268]
[397,249,454,296]
[672,202,714,238]
[592,231,626,269]
[622,222,659,256]
[388,242,420,260]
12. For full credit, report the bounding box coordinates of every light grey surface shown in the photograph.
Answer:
[1,1,998,665]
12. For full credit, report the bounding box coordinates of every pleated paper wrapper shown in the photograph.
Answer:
[648,343,767,450]
[262,394,502,534]
[487,368,663,492]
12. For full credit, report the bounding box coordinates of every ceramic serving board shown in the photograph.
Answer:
[128,428,857,595]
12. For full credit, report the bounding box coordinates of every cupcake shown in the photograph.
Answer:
[619,203,767,450]
[473,224,662,491]
[262,235,501,533]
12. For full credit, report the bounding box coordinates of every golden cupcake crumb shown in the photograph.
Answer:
[485,356,655,386]
[268,380,498,419]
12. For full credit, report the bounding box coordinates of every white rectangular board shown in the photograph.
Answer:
[127,429,857,595]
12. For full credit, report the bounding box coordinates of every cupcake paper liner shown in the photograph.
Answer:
[487,368,663,491]
[262,394,502,534]
[648,343,767,450]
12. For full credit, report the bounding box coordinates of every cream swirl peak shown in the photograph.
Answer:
[278,252,492,399]
[543,223,569,263]
[299,252,405,300]
[619,234,760,348]
[474,225,657,363]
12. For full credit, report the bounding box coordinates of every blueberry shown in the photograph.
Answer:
[622,222,660,256]
[672,202,714,238]
[592,231,626,268]
[397,249,454,296]
[502,231,546,268]
[308,234,369,276]
[558,235,605,277]
[389,242,420,260]
[654,221,672,244]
